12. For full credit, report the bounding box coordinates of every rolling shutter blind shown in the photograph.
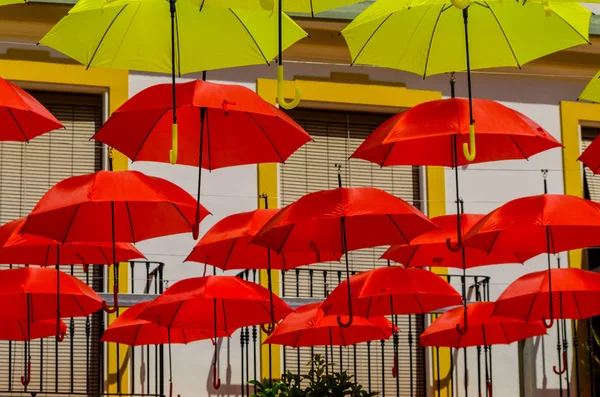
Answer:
[582,131,600,202]
[0,91,104,395]
[279,109,425,395]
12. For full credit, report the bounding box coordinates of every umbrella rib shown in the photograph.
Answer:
[108,4,143,70]
[481,1,521,68]
[500,323,511,344]
[246,112,285,163]
[378,143,395,167]
[98,246,111,265]
[509,135,529,160]
[221,239,238,270]
[573,291,583,319]
[71,294,87,317]
[170,203,195,230]
[485,231,501,255]
[405,245,420,267]
[131,108,172,162]
[131,324,142,346]
[125,202,136,243]
[422,4,447,79]
[413,293,426,314]
[525,285,540,323]
[349,13,393,65]
[62,204,82,244]
[168,301,185,329]
[551,9,592,45]
[292,330,302,348]
[386,214,409,244]
[18,320,26,341]
[229,9,269,65]
[6,108,28,143]
[86,5,129,70]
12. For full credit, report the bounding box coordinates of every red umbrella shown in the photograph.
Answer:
[0,77,63,142]
[382,214,539,269]
[101,301,231,346]
[351,98,560,168]
[421,302,546,348]
[264,302,394,348]
[421,301,546,397]
[0,218,144,267]
[464,194,600,326]
[579,134,600,174]
[252,186,437,327]
[321,266,462,318]
[0,267,102,385]
[137,275,293,389]
[21,170,208,312]
[93,80,311,238]
[0,318,67,342]
[186,208,340,333]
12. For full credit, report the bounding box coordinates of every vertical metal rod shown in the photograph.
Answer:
[253,269,258,393]
[241,327,245,397]
[463,347,468,397]
[450,348,454,397]
[477,346,482,397]
[381,340,386,397]
[574,320,580,397]
[589,319,596,397]
[158,265,165,397]
[409,313,414,397]
[367,341,371,391]
[353,345,357,385]
[40,338,43,392]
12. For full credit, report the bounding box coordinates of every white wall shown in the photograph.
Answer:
[125,60,591,397]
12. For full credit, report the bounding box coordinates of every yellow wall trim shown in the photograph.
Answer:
[257,76,448,395]
[0,58,130,393]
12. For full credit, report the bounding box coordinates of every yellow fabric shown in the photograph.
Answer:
[189,0,366,14]
[342,0,591,77]
[579,71,600,103]
[0,0,25,5]
[39,0,307,75]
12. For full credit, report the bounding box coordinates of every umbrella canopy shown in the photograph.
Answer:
[21,170,206,244]
[342,0,590,77]
[351,98,561,167]
[578,133,600,174]
[0,76,63,142]
[252,187,436,254]
[321,266,462,318]
[264,302,394,348]
[93,80,312,169]
[382,214,538,269]
[101,301,231,346]
[493,268,600,322]
[578,71,600,104]
[0,267,102,321]
[39,0,307,75]
[0,218,144,266]
[0,318,67,342]
[420,302,546,348]
[463,194,600,255]
[186,209,340,270]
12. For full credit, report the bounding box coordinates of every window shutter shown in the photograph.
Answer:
[582,135,600,202]
[0,91,103,395]
[279,109,425,395]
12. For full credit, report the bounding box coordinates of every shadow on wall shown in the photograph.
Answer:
[206,337,245,397]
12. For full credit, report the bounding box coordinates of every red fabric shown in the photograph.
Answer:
[251,187,436,253]
[382,214,539,269]
[351,98,560,167]
[0,267,102,321]
[137,275,293,331]
[0,318,66,341]
[493,268,600,322]
[0,218,144,266]
[579,135,600,174]
[21,170,208,243]
[420,302,546,348]
[93,80,311,169]
[263,303,394,347]
[187,209,340,270]
[0,78,63,142]
[101,301,230,346]
[464,194,600,254]
[321,267,462,317]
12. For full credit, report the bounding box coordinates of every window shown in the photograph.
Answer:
[0,91,104,395]
[279,108,424,394]
[582,127,600,272]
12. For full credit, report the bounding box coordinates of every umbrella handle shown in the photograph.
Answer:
[20,360,31,386]
[392,353,398,378]
[542,317,554,329]
[170,124,178,165]
[463,124,476,162]
[261,323,276,335]
[212,364,221,390]
[337,302,354,328]
[487,379,492,397]
[56,330,65,342]
[553,351,567,375]
[169,380,173,397]
[456,314,468,335]
[446,237,462,252]
[102,286,119,314]
[277,65,301,110]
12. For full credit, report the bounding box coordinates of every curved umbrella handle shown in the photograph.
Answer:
[261,323,276,335]
[463,124,476,162]
[212,364,221,390]
[542,317,554,328]
[57,328,65,342]
[169,124,178,165]
[446,218,463,252]
[192,222,200,241]
[102,286,119,314]
[553,351,567,375]
[20,360,31,386]
[456,313,468,335]
[337,300,354,328]
[277,65,301,110]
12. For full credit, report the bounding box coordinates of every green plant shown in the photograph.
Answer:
[250,354,378,397]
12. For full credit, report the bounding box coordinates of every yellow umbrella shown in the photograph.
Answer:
[0,0,26,4]
[40,0,307,164]
[342,0,591,161]
[579,70,600,102]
